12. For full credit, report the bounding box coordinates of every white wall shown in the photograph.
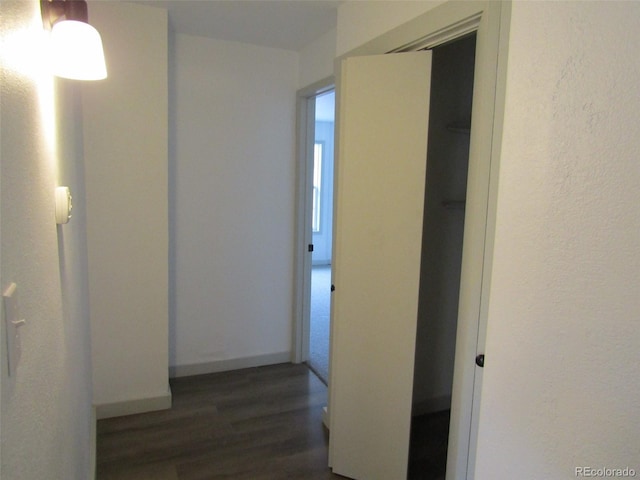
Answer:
[475,2,640,478]
[299,27,336,88]
[83,2,170,417]
[336,0,443,56]
[171,34,298,375]
[0,1,94,477]
[301,1,444,83]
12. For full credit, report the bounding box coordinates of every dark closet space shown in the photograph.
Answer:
[408,33,477,480]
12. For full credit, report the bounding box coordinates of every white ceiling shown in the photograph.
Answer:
[129,0,341,52]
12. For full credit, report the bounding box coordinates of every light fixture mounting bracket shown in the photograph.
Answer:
[41,0,89,30]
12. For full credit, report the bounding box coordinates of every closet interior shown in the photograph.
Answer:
[408,33,477,480]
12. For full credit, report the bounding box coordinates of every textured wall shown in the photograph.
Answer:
[475,2,640,478]
[0,1,94,477]
[171,34,298,371]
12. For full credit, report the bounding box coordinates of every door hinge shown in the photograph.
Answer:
[308,244,314,252]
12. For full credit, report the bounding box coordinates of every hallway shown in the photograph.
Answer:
[97,364,341,480]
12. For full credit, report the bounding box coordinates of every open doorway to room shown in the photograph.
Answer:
[309,90,335,384]
[292,81,335,384]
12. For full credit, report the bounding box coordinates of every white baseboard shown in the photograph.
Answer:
[95,387,172,420]
[169,351,291,378]
[412,394,452,417]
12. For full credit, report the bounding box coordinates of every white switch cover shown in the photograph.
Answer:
[3,283,25,376]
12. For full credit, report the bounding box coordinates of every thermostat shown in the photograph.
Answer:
[55,186,72,224]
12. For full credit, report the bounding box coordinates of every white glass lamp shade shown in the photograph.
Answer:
[50,20,107,80]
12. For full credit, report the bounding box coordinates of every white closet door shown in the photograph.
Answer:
[329,51,432,480]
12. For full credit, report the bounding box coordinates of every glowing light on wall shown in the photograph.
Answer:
[0,12,57,158]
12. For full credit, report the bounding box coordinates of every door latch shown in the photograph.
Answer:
[308,244,314,252]
[475,354,485,368]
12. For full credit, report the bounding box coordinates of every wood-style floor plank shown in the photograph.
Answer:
[96,363,344,480]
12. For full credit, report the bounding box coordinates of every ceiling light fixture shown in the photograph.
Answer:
[40,0,107,81]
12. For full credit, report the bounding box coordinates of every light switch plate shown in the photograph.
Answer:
[3,283,25,376]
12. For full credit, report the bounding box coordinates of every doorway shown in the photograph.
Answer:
[292,82,335,382]
[408,33,476,480]
[328,1,506,478]
[309,90,335,383]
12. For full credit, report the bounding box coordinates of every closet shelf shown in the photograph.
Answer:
[442,200,466,210]
[446,123,471,134]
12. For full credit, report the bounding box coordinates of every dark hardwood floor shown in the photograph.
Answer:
[407,410,449,480]
[97,363,345,480]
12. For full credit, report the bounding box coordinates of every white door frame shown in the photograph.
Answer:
[327,2,510,479]
[292,78,335,364]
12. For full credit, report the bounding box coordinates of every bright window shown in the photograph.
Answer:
[312,142,323,232]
